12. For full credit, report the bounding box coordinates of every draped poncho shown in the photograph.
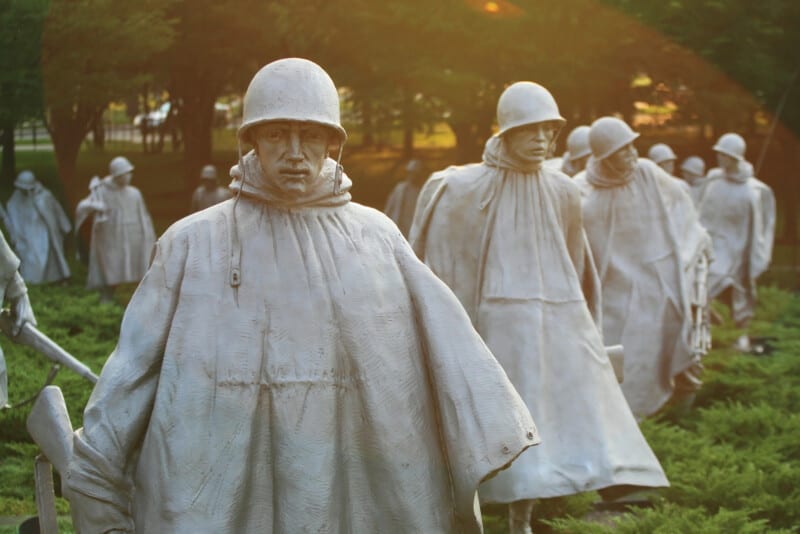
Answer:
[383,181,421,237]
[699,162,775,326]
[67,153,537,533]
[581,157,709,417]
[410,137,667,502]
[86,178,156,289]
[5,184,71,284]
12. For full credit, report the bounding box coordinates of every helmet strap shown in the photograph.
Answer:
[333,143,344,195]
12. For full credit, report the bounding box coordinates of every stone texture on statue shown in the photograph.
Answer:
[580,117,711,418]
[383,159,426,237]
[699,133,775,329]
[191,164,232,212]
[410,83,668,508]
[0,232,36,407]
[66,58,537,534]
[680,156,710,207]
[5,171,72,284]
[85,158,156,289]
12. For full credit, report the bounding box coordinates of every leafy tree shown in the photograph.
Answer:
[0,0,46,181]
[41,0,174,206]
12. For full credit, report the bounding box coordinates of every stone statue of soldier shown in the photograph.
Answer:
[580,117,711,418]
[410,83,668,533]
[561,125,591,177]
[0,232,37,408]
[680,156,709,207]
[83,157,156,302]
[191,164,232,212]
[66,58,537,533]
[4,171,72,284]
[699,133,775,351]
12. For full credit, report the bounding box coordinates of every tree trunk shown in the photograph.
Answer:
[448,121,490,164]
[179,91,215,191]
[1,119,16,182]
[361,97,374,148]
[47,108,94,210]
[401,89,414,159]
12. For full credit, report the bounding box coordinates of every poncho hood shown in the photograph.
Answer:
[584,155,637,188]
[229,150,352,208]
[483,135,543,174]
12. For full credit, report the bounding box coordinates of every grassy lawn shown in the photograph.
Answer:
[1,144,799,532]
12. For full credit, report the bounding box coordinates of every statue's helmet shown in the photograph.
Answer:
[109,156,134,178]
[588,117,640,160]
[680,156,706,177]
[14,170,37,190]
[405,159,423,173]
[238,58,346,144]
[496,81,565,136]
[712,132,746,161]
[647,143,677,164]
[201,164,218,180]
[565,125,591,161]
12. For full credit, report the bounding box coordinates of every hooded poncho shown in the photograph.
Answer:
[85,178,156,289]
[699,162,775,326]
[0,234,24,407]
[5,183,71,284]
[67,152,538,533]
[409,137,667,503]
[581,157,710,418]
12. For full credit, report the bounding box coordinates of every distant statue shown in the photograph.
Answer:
[383,159,426,237]
[680,156,709,207]
[74,177,105,265]
[561,125,591,177]
[83,157,156,301]
[649,142,691,194]
[0,232,36,408]
[4,171,71,284]
[191,164,231,212]
[699,133,775,352]
[580,117,711,419]
[410,84,667,534]
[66,58,536,534]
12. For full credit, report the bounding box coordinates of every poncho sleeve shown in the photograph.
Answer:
[67,230,186,533]
[392,234,538,533]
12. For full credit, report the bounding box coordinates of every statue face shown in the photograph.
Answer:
[658,160,676,175]
[716,152,738,171]
[605,143,638,175]
[253,121,330,197]
[504,121,559,165]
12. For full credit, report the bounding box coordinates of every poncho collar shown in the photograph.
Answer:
[723,161,753,184]
[585,155,636,188]
[483,135,543,174]
[229,150,352,208]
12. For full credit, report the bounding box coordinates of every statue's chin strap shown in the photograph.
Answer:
[229,142,245,304]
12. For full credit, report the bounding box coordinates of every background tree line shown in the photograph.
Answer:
[1,0,798,237]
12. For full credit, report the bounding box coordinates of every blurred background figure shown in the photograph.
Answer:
[699,133,775,352]
[561,125,591,176]
[4,171,71,284]
[384,158,426,237]
[74,177,105,266]
[581,117,710,419]
[191,164,231,212]
[84,157,156,302]
[648,142,678,175]
[680,156,709,206]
